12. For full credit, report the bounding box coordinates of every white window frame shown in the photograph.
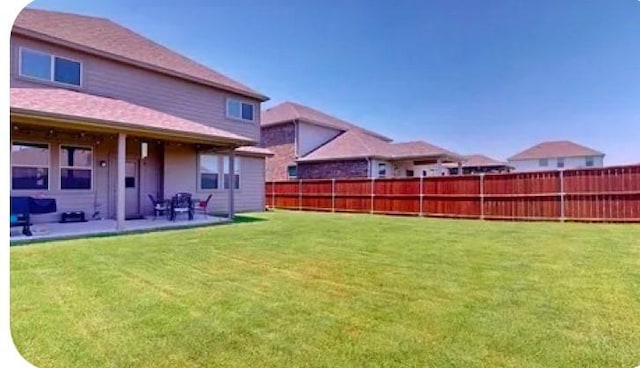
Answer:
[197,153,222,191]
[585,156,595,167]
[225,98,256,123]
[557,157,565,168]
[539,158,549,167]
[378,163,387,178]
[287,165,298,180]
[11,140,51,191]
[19,47,83,88]
[223,156,241,190]
[59,144,93,191]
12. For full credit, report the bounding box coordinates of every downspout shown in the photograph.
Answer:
[294,119,299,158]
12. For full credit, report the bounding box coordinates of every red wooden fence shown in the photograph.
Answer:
[265,165,640,222]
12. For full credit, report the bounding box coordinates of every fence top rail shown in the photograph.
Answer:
[265,164,640,184]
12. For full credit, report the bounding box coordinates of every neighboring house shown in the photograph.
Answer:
[507,140,604,172]
[10,8,272,229]
[445,154,513,175]
[260,102,461,180]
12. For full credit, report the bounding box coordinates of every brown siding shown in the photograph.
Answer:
[261,123,296,181]
[298,159,369,179]
[10,35,262,141]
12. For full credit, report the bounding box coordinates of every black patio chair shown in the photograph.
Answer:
[170,192,194,221]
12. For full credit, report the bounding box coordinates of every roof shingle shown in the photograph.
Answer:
[508,140,604,161]
[262,101,391,141]
[11,88,253,145]
[13,8,267,101]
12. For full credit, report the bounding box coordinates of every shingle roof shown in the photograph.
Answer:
[298,129,461,162]
[461,154,510,167]
[236,146,274,156]
[261,101,391,141]
[11,88,254,145]
[508,140,604,161]
[13,8,268,101]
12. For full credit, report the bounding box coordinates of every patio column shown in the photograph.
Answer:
[116,133,127,230]
[227,149,235,220]
[436,158,443,176]
[457,161,463,176]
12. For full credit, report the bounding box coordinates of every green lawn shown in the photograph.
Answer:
[10,211,640,367]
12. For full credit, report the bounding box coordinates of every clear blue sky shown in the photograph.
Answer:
[26,0,640,164]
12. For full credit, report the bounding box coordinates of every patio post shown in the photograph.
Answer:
[437,158,443,176]
[116,133,127,230]
[228,149,235,220]
[457,161,463,176]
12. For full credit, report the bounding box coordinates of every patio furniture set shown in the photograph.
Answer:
[148,193,213,221]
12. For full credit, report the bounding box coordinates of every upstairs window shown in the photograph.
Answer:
[557,158,565,168]
[226,99,255,122]
[11,142,49,190]
[539,158,548,167]
[287,165,298,180]
[19,48,82,87]
[586,157,595,167]
[378,163,387,178]
[60,145,93,190]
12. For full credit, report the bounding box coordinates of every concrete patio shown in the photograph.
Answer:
[10,215,230,244]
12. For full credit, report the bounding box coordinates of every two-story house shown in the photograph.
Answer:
[507,140,605,172]
[10,8,272,231]
[260,102,462,181]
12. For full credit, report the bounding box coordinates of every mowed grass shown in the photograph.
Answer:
[10,211,640,367]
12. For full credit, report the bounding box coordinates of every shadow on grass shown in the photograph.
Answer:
[233,215,268,224]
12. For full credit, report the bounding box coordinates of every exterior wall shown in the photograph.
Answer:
[297,159,369,179]
[10,35,262,141]
[11,130,113,223]
[297,121,341,156]
[260,123,296,181]
[163,144,266,213]
[371,159,391,178]
[509,156,604,172]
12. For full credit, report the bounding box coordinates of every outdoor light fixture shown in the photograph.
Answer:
[99,160,107,167]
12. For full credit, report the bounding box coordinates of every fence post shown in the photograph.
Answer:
[479,173,485,220]
[298,179,302,211]
[331,178,336,212]
[271,181,275,209]
[419,175,424,217]
[559,170,565,222]
[370,177,375,214]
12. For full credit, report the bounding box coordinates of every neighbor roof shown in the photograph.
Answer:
[13,8,268,101]
[261,102,391,141]
[508,140,604,161]
[457,154,511,168]
[298,129,461,162]
[11,88,254,145]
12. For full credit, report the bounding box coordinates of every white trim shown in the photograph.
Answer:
[18,46,83,88]
[10,140,51,191]
[59,144,94,191]
[223,155,241,190]
[225,98,257,123]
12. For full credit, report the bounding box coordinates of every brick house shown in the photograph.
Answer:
[260,102,462,181]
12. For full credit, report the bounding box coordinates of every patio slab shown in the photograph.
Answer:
[10,215,230,244]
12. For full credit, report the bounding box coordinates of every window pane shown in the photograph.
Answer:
[287,165,297,178]
[539,159,548,167]
[201,173,219,189]
[223,173,240,189]
[200,154,219,173]
[54,57,81,86]
[12,167,48,190]
[223,157,240,174]
[20,49,51,80]
[241,103,254,120]
[61,146,92,167]
[11,142,49,166]
[61,168,91,189]
[227,100,241,118]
